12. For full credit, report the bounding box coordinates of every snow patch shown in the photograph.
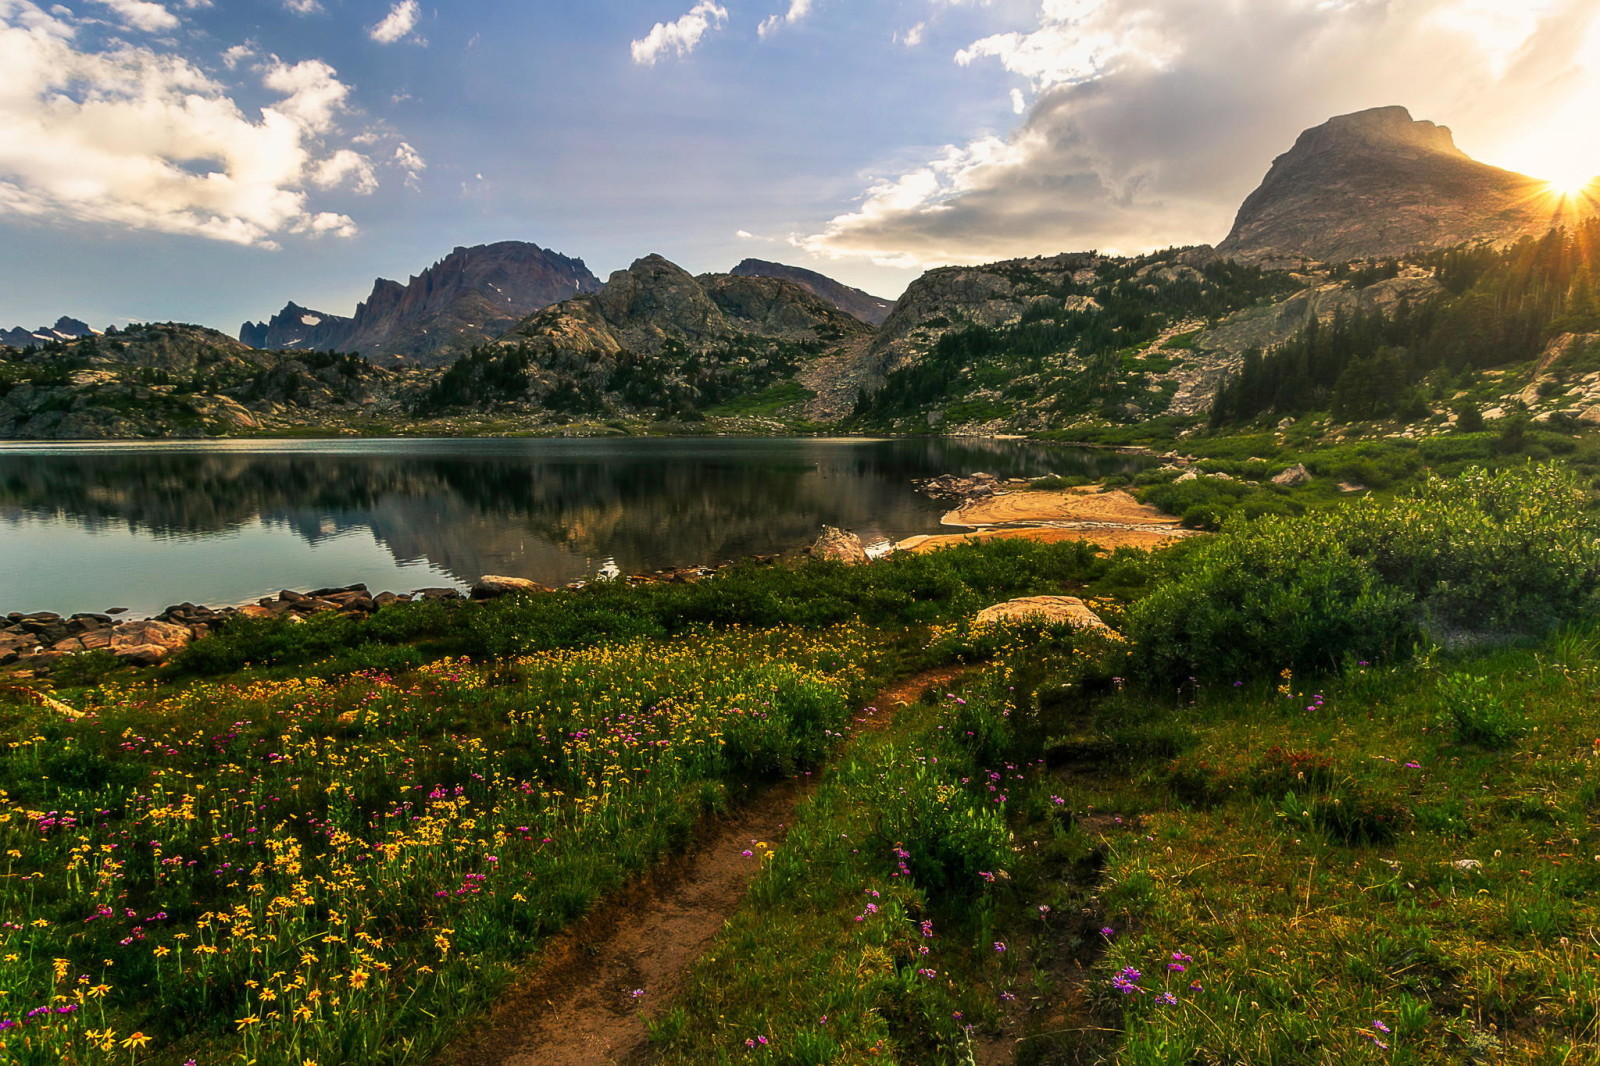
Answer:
[301,315,322,326]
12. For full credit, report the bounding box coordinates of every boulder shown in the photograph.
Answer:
[235,604,276,619]
[810,526,869,565]
[115,644,172,666]
[974,596,1113,632]
[109,619,192,663]
[1174,470,1199,483]
[471,576,553,599]
[1271,463,1312,487]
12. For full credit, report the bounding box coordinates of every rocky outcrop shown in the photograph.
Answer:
[1217,106,1593,262]
[729,259,894,326]
[0,324,410,439]
[109,619,193,664]
[865,252,1107,383]
[1162,271,1443,415]
[808,526,869,564]
[471,575,553,599]
[504,254,871,356]
[0,316,98,349]
[241,241,602,366]
[974,596,1111,631]
[1271,463,1312,487]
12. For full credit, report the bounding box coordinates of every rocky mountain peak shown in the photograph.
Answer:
[240,241,601,365]
[1295,106,1466,160]
[1,315,98,349]
[1216,106,1588,263]
[728,259,894,326]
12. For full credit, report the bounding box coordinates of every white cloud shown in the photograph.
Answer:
[92,0,180,32]
[0,0,382,247]
[369,0,421,45]
[262,58,349,133]
[312,149,377,194]
[898,21,926,47]
[803,0,1600,269]
[220,42,254,69]
[394,141,425,189]
[283,0,321,13]
[630,1,728,65]
[759,0,812,38]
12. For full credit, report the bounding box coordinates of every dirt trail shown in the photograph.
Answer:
[438,665,968,1066]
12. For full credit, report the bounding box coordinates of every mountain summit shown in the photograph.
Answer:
[1217,106,1587,262]
[728,259,894,325]
[241,241,600,365]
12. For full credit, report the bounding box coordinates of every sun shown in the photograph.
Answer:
[1542,169,1598,201]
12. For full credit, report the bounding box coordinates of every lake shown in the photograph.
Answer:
[0,437,1152,616]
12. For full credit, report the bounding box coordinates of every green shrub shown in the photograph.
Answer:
[1128,517,1416,683]
[1435,672,1526,748]
[1129,463,1600,684]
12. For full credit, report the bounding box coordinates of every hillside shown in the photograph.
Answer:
[729,258,894,325]
[415,254,874,420]
[0,323,414,439]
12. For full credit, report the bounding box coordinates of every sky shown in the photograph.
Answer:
[1,0,1598,335]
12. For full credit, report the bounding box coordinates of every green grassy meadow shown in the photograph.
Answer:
[1,463,1597,1064]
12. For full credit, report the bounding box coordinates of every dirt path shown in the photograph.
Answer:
[437,665,969,1066]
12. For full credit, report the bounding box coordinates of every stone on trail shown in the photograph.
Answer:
[975,596,1113,633]
[809,525,870,565]
[472,575,554,599]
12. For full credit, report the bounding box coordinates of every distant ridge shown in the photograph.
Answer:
[729,259,894,326]
[1218,105,1597,262]
[241,241,601,366]
[1,316,98,349]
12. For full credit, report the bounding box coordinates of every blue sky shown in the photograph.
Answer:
[1,0,1597,335]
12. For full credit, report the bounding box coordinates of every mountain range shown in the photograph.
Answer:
[238,241,602,366]
[4,105,1598,440]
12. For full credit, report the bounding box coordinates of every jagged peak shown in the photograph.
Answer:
[1288,106,1466,160]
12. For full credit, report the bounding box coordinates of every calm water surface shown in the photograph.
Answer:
[0,437,1151,616]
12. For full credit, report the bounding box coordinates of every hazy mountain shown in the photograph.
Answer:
[1217,106,1594,262]
[729,259,894,326]
[241,241,602,366]
[0,316,98,349]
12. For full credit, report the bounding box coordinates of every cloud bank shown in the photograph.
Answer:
[801,0,1600,269]
[0,0,400,247]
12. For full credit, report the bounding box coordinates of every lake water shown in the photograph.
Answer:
[0,437,1152,616]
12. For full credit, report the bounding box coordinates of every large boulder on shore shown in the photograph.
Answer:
[975,596,1112,632]
[810,526,869,565]
[109,619,192,663]
[472,575,553,599]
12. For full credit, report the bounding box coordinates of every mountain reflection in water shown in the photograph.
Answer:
[0,438,1151,616]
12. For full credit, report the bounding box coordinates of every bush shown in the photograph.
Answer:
[1128,518,1416,683]
[1435,672,1526,749]
[1129,463,1600,684]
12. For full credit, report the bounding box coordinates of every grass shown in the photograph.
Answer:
[3,468,1598,1063]
[0,627,893,1064]
[643,618,1600,1064]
